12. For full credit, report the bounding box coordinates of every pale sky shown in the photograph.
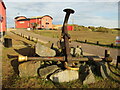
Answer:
[3,0,119,28]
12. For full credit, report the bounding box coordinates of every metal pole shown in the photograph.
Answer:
[18,55,104,62]
[105,50,110,58]
[62,9,75,66]
[116,56,120,68]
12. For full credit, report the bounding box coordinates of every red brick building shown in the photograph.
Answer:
[14,15,53,30]
[0,0,6,33]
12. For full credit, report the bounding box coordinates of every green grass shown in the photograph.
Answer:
[2,31,120,88]
[29,30,119,45]
[30,30,61,39]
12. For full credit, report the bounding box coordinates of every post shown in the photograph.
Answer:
[97,41,99,45]
[28,36,30,40]
[20,33,21,36]
[85,40,87,43]
[111,43,114,47]
[4,38,12,48]
[116,56,120,68]
[105,50,110,58]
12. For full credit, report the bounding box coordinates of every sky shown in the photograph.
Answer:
[3,0,119,28]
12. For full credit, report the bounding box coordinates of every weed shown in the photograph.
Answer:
[82,84,89,88]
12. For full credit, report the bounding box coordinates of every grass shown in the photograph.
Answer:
[30,30,61,39]
[2,30,120,88]
[29,30,119,46]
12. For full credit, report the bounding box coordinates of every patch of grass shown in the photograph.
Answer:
[94,76,103,81]
[11,77,55,88]
[2,30,120,88]
[82,84,89,88]
[30,30,118,46]
[30,30,60,39]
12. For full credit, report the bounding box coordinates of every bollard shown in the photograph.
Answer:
[27,36,30,40]
[105,50,110,58]
[21,33,22,37]
[76,39,78,41]
[96,41,99,45]
[85,40,87,43]
[116,56,120,68]
[111,43,114,47]
[104,50,113,62]
[4,38,12,48]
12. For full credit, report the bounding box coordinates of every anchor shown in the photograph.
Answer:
[18,8,113,70]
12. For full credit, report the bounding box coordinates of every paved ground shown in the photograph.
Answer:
[7,30,120,63]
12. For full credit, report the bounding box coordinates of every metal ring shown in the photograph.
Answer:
[64,62,79,70]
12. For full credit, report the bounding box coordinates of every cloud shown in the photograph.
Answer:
[74,15,118,28]
[4,2,118,28]
[4,0,120,2]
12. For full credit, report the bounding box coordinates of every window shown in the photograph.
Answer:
[0,15,3,22]
[46,22,49,24]
[46,19,48,22]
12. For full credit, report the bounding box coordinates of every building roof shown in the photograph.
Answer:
[14,16,27,19]
[17,18,30,21]
[29,16,42,19]
[15,15,53,21]
[0,0,6,9]
[29,15,53,20]
[44,15,53,19]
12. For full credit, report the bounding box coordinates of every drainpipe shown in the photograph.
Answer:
[0,15,3,42]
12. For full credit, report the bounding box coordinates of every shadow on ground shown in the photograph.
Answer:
[107,63,120,77]
[14,47,36,57]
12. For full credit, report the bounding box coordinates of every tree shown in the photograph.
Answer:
[31,23,38,30]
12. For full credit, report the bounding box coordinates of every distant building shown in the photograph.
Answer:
[53,24,74,31]
[67,25,74,31]
[0,0,6,33]
[14,15,53,30]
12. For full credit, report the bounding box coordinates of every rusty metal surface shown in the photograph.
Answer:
[27,57,65,61]
[18,55,107,62]
[61,9,75,66]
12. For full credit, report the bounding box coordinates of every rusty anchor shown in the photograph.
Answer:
[17,8,113,70]
[61,9,74,67]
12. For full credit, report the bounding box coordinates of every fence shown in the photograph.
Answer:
[75,39,120,49]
